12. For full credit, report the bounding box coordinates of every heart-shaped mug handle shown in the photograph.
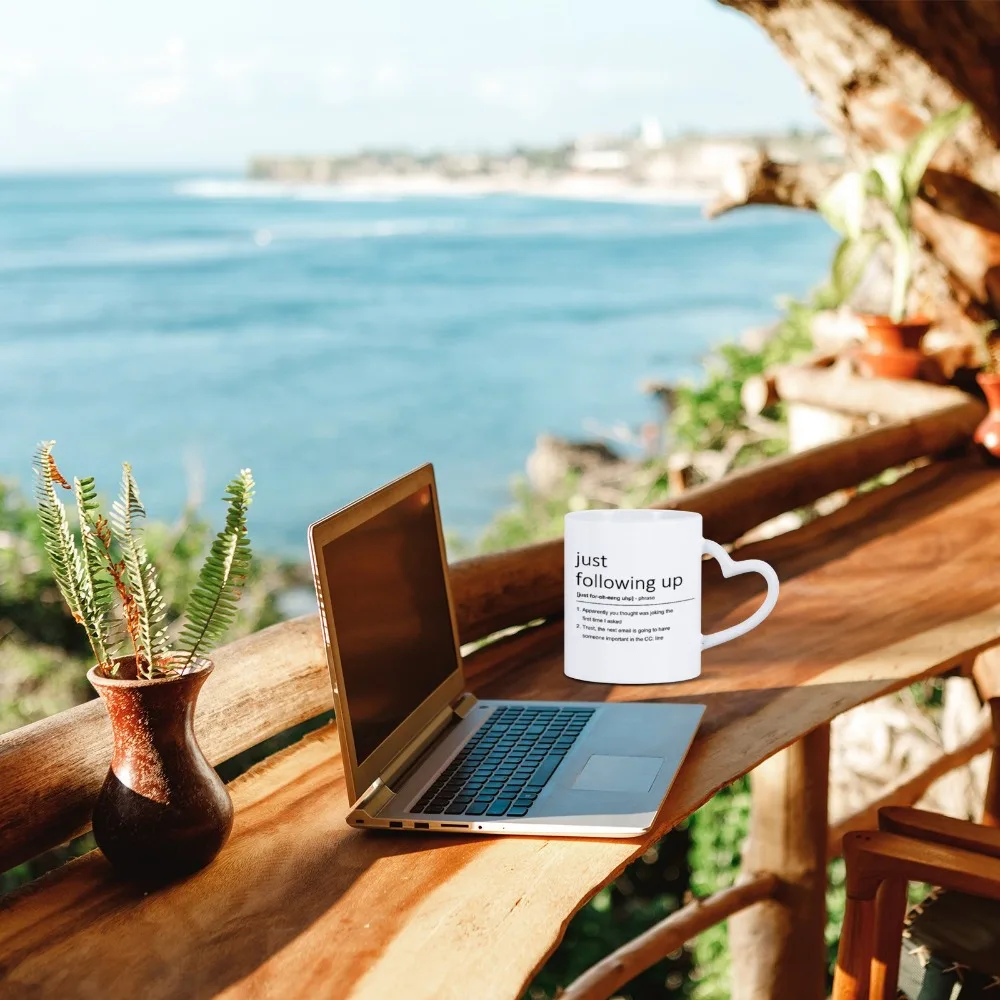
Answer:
[701,539,779,651]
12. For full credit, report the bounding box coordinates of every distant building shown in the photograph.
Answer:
[638,116,664,149]
[570,148,631,172]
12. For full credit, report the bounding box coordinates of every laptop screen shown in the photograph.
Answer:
[319,480,460,766]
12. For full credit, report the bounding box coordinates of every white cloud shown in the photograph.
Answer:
[319,63,353,106]
[128,36,189,108]
[373,61,402,91]
[0,55,39,100]
[576,67,673,95]
[210,52,271,95]
[130,76,188,107]
[476,71,544,112]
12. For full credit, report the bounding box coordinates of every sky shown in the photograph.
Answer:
[0,0,821,171]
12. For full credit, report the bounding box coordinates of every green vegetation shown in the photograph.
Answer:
[686,780,750,999]
[33,442,254,678]
[819,103,971,321]
[667,295,815,462]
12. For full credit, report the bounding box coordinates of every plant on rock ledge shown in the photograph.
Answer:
[34,441,253,678]
[819,102,972,321]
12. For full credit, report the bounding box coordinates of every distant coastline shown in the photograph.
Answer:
[248,122,842,206]
[192,174,710,205]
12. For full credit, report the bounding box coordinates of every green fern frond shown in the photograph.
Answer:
[111,463,169,675]
[73,475,122,659]
[176,469,254,668]
[33,442,109,666]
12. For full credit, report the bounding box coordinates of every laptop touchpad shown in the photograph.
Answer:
[572,755,663,793]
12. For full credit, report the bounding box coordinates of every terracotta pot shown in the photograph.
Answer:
[856,348,927,381]
[88,656,233,884]
[859,314,931,352]
[975,372,1000,463]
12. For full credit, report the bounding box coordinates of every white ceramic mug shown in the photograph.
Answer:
[564,509,779,684]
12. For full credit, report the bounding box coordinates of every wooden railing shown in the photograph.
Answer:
[452,380,981,643]
[559,873,781,1000]
[0,375,992,1000]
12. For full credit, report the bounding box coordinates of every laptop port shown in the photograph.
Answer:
[441,823,469,829]
[389,821,403,828]
[414,822,429,829]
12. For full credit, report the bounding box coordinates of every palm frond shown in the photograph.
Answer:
[176,469,254,668]
[74,475,122,660]
[111,463,169,675]
[33,442,109,665]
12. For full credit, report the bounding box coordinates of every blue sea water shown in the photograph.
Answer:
[0,174,836,556]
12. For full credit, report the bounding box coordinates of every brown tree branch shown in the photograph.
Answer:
[559,873,780,1000]
[705,154,841,219]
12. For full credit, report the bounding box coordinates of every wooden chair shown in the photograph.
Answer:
[832,807,1000,1000]
[974,646,1000,829]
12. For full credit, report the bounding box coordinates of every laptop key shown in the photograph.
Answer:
[465,803,489,816]
[486,799,512,816]
[527,754,563,788]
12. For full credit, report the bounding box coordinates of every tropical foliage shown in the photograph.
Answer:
[818,102,972,321]
[32,442,254,679]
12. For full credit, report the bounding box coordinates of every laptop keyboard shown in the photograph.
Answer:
[411,705,596,819]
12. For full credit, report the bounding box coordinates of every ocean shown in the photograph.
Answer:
[0,174,835,557]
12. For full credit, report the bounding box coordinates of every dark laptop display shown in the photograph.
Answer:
[319,482,457,763]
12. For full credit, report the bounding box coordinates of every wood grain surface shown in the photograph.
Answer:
[3,457,1000,998]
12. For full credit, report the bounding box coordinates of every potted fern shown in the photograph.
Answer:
[819,102,972,379]
[34,441,253,882]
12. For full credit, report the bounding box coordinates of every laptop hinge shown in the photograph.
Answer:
[377,691,480,794]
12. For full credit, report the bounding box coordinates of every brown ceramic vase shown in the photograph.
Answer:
[857,314,932,381]
[87,656,233,884]
[975,372,1000,464]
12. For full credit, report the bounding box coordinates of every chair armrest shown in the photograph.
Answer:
[973,646,1000,702]
[844,830,1000,901]
[879,806,1000,859]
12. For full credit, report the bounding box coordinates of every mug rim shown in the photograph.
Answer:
[565,508,702,524]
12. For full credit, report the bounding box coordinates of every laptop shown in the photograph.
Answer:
[308,464,704,837]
